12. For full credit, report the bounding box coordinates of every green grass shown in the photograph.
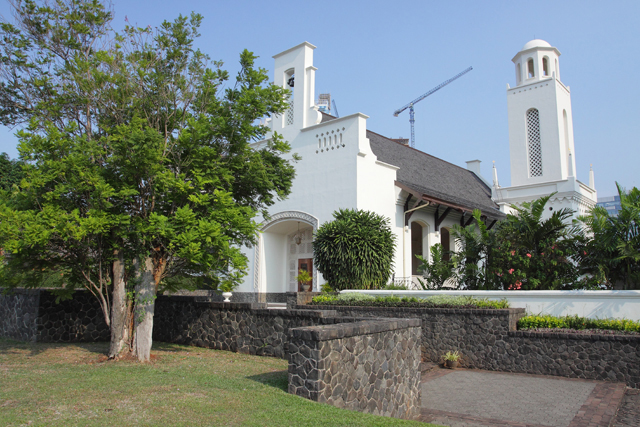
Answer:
[0,339,437,427]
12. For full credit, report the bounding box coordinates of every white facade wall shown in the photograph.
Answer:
[238,42,403,294]
[342,290,640,321]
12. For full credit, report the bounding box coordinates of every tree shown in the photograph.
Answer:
[313,209,396,291]
[0,153,23,190]
[0,0,295,361]
[579,183,640,289]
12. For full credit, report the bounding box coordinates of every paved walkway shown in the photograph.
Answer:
[419,366,634,427]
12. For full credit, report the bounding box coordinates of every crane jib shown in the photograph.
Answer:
[393,66,473,147]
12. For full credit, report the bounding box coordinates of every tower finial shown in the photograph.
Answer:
[492,161,499,188]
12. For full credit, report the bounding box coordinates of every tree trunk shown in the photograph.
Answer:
[133,256,156,362]
[108,250,132,359]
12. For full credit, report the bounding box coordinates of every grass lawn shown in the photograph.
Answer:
[0,338,437,426]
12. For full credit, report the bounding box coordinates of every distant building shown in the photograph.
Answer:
[596,195,621,217]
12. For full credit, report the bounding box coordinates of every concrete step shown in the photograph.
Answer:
[267,303,287,310]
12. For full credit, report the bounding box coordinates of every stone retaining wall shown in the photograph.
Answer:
[0,289,40,341]
[507,331,640,389]
[0,289,109,342]
[153,296,365,358]
[288,319,422,420]
[305,305,526,366]
[302,304,640,388]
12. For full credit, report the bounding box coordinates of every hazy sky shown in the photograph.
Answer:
[1,0,638,196]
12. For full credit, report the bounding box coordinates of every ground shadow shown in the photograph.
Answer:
[0,338,109,357]
[246,370,289,392]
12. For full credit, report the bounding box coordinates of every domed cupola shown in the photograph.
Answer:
[512,39,561,86]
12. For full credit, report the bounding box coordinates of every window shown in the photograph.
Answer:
[526,109,542,177]
[563,110,570,173]
[411,223,423,275]
[542,57,549,76]
[527,58,535,78]
[440,228,451,261]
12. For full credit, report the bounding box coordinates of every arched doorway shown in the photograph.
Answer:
[254,211,318,295]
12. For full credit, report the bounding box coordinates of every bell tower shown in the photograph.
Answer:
[271,41,322,141]
[495,39,597,219]
[507,39,576,187]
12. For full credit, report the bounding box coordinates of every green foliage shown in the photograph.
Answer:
[313,209,395,291]
[309,293,510,309]
[445,195,582,290]
[490,194,582,290]
[579,183,640,289]
[0,153,23,191]
[441,350,461,362]
[0,1,295,340]
[450,209,495,290]
[295,269,312,286]
[518,314,640,332]
[416,243,457,289]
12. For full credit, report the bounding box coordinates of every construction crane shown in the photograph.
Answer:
[393,66,473,148]
[331,99,340,118]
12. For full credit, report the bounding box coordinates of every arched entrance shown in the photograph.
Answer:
[254,211,319,295]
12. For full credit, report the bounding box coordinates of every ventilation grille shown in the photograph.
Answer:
[526,109,542,177]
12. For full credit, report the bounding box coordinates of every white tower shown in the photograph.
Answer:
[494,40,597,219]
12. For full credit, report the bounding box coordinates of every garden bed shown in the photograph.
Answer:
[309,293,510,310]
[517,314,640,334]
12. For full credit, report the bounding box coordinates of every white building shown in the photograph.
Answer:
[237,42,504,302]
[492,39,597,219]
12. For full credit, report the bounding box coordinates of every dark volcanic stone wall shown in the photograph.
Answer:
[506,331,640,389]
[153,296,363,358]
[306,305,526,367]
[288,319,422,419]
[0,290,109,342]
[303,304,640,389]
[36,291,110,342]
[0,289,40,341]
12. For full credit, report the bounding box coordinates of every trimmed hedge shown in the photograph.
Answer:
[309,293,510,309]
[517,314,640,332]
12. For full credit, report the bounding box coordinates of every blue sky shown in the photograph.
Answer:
[1,0,638,196]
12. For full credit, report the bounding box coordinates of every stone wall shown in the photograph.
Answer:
[288,319,422,420]
[506,331,640,389]
[36,291,110,342]
[153,296,365,358]
[306,305,526,366]
[0,289,40,341]
[0,289,109,342]
[301,304,640,389]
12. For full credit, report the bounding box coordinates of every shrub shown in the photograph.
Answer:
[517,314,640,332]
[578,183,640,290]
[416,244,458,290]
[309,293,510,309]
[313,209,395,291]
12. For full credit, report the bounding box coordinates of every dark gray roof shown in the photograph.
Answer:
[320,112,504,219]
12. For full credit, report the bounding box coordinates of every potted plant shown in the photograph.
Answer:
[295,269,313,292]
[442,350,461,369]
[219,281,238,303]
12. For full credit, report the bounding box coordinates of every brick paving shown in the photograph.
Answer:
[420,368,630,427]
